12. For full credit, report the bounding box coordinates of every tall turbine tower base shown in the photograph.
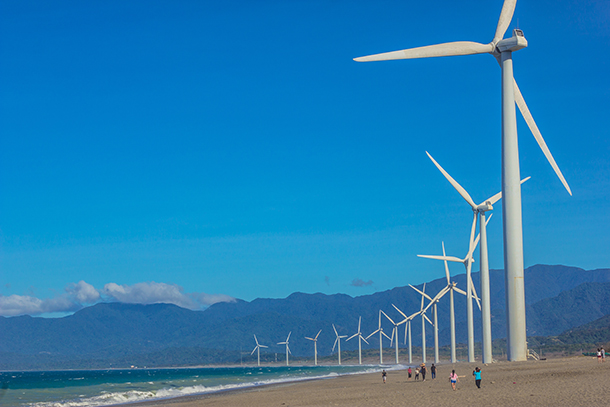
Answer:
[501,51,528,362]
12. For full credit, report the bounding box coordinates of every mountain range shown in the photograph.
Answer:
[1,264,609,370]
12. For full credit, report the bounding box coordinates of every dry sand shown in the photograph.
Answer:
[133,356,608,407]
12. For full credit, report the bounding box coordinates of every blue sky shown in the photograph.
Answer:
[1,0,608,316]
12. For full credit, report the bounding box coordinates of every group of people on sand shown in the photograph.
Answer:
[382,364,482,391]
[596,347,606,363]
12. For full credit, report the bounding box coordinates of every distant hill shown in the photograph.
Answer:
[0,264,609,370]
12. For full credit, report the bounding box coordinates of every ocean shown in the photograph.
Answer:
[0,364,402,406]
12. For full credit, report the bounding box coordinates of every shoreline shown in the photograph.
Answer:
[121,356,609,407]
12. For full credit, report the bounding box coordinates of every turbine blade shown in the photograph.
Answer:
[366,329,380,340]
[358,316,362,333]
[381,309,395,326]
[354,41,493,62]
[514,79,572,195]
[254,334,259,346]
[493,0,517,44]
[443,242,451,285]
[466,212,478,259]
[333,324,338,337]
[418,254,464,263]
[332,338,339,352]
[470,278,482,310]
[409,284,425,297]
[305,337,314,341]
[392,304,408,319]
[424,313,433,325]
[260,345,268,348]
[390,328,395,347]
[347,333,358,341]
[426,151,477,209]
[287,331,291,342]
[251,347,257,355]
[287,345,292,355]
[315,330,322,340]
[361,336,369,345]
[454,286,467,296]
[382,331,392,341]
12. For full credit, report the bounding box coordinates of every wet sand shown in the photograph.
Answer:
[131,356,608,407]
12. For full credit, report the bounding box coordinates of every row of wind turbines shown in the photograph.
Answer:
[251,147,534,367]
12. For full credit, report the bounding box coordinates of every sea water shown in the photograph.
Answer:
[0,364,403,407]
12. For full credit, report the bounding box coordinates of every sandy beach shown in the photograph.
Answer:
[130,356,608,407]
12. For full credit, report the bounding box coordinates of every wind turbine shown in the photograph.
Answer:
[346,316,369,365]
[332,324,348,365]
[251,335,268,367]
[409,283,434,363]
[305,330,322,366]
[381,310,400,364]
[277,332,292,366]
[366,310,392,364]
[418,220,487,362]
[354,0,572,362]
[410,283,446,365]
[426,151,530,363]
[392,304,420,364]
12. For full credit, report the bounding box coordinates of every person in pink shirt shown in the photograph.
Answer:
[449,370,459,390]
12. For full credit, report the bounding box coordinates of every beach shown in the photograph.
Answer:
[132,356,608,407]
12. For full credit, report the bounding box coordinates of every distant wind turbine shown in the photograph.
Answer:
[305,330,322,366]
[410,283,434,363]
[381,310,401,364]
[251,335,268,367]
[366,310,392,364]
[354,0,572,361]
[332,324,348,365]
[277,332,292,366]
[346,316,369,365]
[393,304,420,364]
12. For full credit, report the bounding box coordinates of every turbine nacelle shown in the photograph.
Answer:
[496,29,528,53]
[476,202,493,212]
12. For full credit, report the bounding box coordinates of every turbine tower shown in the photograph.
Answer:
[305,330,322,366]
[381,310,401,364]
[251,335,268,367]
[354,0,572,362]
[366,310,392,364]
[393,304,420,364]
[332,324,348,365]
[426,151,530,363]
[410,283,433,363]
[346,316,369,365]
[277,332,292,366]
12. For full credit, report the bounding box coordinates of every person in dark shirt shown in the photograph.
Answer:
[420,364,427,381]
[430,363,436,379]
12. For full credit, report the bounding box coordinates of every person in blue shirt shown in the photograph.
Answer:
[473,367,482,388]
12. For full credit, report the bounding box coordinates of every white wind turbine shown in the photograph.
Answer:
[410,284,446,365]
[251,334,268,367]
[305,330,322,366]
[392,304,420,364]
[277,332,292,366]
[366,310,392,364]
[354,0,572,362]
[426,151,530,363]
[346,316,369,365]
[410,283,434,363]
[418,219,487,363]
[332,324,348,365]
[381,310,401,364]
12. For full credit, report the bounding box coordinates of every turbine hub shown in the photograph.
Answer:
[496,29,528,53]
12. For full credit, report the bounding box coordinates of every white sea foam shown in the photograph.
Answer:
[23,366,399,407]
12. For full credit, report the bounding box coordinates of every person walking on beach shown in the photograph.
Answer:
[414,367,420,381]
[473,367,482,389]
[602,347,606,362]
[407,367,412,381]
[431,363,436,379]
[450,370,459,391]
[420,364,427,381]
[597,348,602,363]
[382,370,387,384]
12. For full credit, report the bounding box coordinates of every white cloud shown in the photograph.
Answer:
[0,281,235,316]
[66,280,100,303]
[103,282,197,309]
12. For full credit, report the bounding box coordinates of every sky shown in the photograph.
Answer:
[0,0,609,317]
